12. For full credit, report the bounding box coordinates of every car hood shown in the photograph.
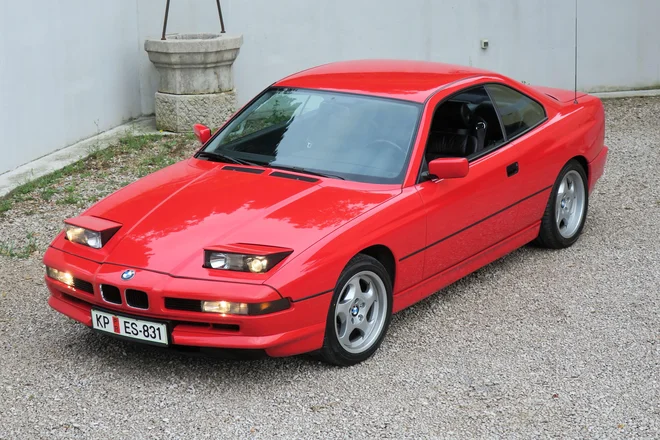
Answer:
[73,159,396,279]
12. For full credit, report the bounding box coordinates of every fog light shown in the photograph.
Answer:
[46,267,74,286]
[202,300,248,315]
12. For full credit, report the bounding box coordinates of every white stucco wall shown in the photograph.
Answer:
[2,0,659,175]
[191,0,660,105]
[0,0,143,175]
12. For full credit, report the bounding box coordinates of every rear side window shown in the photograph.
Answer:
[486,84,546,140]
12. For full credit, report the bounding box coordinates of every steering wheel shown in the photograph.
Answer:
[364,139,405,154]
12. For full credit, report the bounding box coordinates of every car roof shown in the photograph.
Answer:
[274,60,496,103]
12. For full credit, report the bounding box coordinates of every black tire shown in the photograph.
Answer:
[535,159,589,249]
[318,254,393,366]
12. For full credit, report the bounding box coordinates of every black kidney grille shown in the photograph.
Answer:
[165,298,202,312]
[72,278,94,294]
[100,284,122,304]
[126,289,149,309]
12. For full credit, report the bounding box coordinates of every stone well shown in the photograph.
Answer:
[145,33,243,132]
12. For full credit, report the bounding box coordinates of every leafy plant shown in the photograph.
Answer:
[0,233,38,258]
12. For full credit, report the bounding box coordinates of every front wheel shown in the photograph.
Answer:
[536,159,589,249]
[319,254,393,366]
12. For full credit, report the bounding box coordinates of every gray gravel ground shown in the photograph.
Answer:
[1,97,659,439]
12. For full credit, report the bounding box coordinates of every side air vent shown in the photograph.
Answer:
[222,166,264,174]
[269,171,318,183]
[165,298,202,312]
[72,278,94,294]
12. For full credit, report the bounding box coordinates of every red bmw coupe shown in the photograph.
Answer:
[44,60,608,365]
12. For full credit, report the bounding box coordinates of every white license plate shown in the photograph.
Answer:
[91,309,169,346]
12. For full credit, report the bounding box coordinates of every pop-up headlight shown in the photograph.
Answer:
[204,246,292,273]
[63,216,121,249]
[64,224,103,249]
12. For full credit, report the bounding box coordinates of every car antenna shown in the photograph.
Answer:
[573,0,579,104]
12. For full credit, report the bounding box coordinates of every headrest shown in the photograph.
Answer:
[433,101,472,130]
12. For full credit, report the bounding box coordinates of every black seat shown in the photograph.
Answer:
[432,101,471,132]
[426,101,478,160]
[427,132,477,158]
[471,103,502,153]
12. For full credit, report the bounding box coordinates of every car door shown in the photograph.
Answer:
[413,85,531,280]
[484,84,550,229]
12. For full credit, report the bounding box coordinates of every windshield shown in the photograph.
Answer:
[201,88,421,184]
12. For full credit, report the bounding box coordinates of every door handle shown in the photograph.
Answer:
[506,162,519,177]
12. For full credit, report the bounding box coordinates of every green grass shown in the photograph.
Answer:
[0,233,37,258]
[40,188,56,201]
[118,132,162,151]
[0,199,11,214]
[56,193,82,206]
[0,133,196,261]
[3,160,87,204]
[0,133,186,212]
[139,149,177,169]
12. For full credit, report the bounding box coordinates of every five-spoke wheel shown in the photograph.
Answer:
[555,169,586,238]
[319,255,392,366]
[537,159,589,248]
[334,271,388,354]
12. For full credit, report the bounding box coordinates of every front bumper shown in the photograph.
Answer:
[44,247,328,357]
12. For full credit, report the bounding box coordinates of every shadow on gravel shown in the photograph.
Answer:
[70,327,330,378]
[62,243,557,380]
[392,244,545,317]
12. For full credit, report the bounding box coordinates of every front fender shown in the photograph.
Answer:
[266,187,426,302]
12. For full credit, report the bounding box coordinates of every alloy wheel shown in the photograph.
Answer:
[555,169,586,238]
[334,271,388,354]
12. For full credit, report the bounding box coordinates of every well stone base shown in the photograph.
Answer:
[145,34,243,95]
[155,91,236,132]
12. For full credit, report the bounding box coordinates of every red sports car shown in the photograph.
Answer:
[44,60,608,365]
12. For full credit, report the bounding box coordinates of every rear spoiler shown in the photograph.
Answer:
[531,85,588,103]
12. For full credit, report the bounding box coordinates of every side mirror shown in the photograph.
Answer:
[193,124,211,144]
[428,157,469,179]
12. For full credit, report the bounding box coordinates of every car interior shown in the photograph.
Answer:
[424,87,505,165]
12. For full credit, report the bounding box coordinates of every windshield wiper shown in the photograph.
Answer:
[196,151,259,166]
[197,152,344,180]
[266,164,345,180]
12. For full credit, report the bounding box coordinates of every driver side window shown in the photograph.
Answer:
[424,86,504,165]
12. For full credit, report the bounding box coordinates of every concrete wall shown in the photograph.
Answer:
[0,0,143,175]
[2,0,659,175]
[206,0,660,103]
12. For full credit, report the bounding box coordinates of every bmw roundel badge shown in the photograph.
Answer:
[121,270,135,281]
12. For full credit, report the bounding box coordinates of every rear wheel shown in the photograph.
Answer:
[319,254,392,366]
[536,160,588,249]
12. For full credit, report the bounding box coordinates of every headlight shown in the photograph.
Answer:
[63,219,121,249]
[46,267,74,286]
[65,224,103,249]
[204,250,291,273]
